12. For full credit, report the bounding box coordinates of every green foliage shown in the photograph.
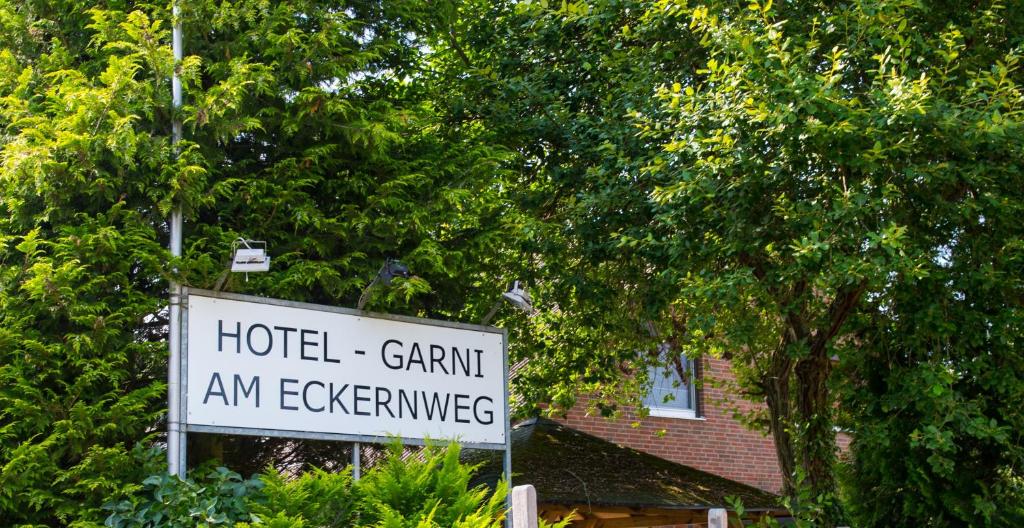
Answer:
[106,442,507,528]
[838,97,1024,526]
[357,442,507,528]
[446,0,1024,524]
[0,4,172,510]
[0,0,526,523]
[3,0,1022,525]
[105,456,263,528]
[243,467,362,528]
[727,469,842,528]
[433,0,700,419]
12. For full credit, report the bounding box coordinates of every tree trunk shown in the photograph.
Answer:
[764,344,797,496]
[795,349,838,526]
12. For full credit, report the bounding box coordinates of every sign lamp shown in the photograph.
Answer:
[357,259,411,310]
[231,238,270,275]
[502,280,532,311]
[481,280,532,325]
[378,259,410,285]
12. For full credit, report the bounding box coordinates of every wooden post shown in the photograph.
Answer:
[708,508,727,528]
[511,485,538,528]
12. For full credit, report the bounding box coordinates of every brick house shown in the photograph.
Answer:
[470,355,799,526]
[557,356,784,494]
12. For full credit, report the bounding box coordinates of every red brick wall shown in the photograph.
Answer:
[837,432,852,454]
[554,357,784,493]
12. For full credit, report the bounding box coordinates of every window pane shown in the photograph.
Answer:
[643,357,694,411]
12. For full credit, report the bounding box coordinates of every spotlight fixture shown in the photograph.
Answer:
[378,260,410,285]
[357,259,410,310]
[230,238,270,277]
[480,280,533,325]
[502,280,532,311]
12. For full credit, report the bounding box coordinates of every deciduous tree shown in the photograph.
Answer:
[444,1,1024,524]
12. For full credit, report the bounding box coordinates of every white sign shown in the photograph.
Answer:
[183,290,507,447]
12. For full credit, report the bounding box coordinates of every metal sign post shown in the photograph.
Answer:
[352,442,361,480]
[167,0,186,480]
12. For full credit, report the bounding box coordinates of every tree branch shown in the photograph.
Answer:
[810,280,869,357]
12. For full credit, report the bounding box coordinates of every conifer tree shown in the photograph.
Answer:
[0,1,524,524]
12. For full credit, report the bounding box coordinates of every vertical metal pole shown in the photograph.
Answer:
[352,442,361,480]
[504,446,513,527]
[167,0,186,479]
[502,329,512,528]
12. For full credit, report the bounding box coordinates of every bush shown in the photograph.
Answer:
[103,441,508,528]
[357,443,506,528]
[242,466,362,528]
[104,463,263,527]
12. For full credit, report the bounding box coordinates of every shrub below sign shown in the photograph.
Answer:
[104,442,517,528]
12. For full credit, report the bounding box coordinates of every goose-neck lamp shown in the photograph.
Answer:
[481,280,532,325]
[356,259,410,310]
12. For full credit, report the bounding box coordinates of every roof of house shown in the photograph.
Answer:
[465,417,782,513]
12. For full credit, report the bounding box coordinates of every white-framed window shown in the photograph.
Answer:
[643,354,698,419]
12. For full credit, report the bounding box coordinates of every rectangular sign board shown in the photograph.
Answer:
[182,289,508,449]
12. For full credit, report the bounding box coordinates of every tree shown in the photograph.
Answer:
[840,225,1024,526]
[433,0,709,417]
[443,0,1024,524]
[0,1,526,524]
[836,4,1024,513]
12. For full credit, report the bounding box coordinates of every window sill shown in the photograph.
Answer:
[647,408,705,420]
